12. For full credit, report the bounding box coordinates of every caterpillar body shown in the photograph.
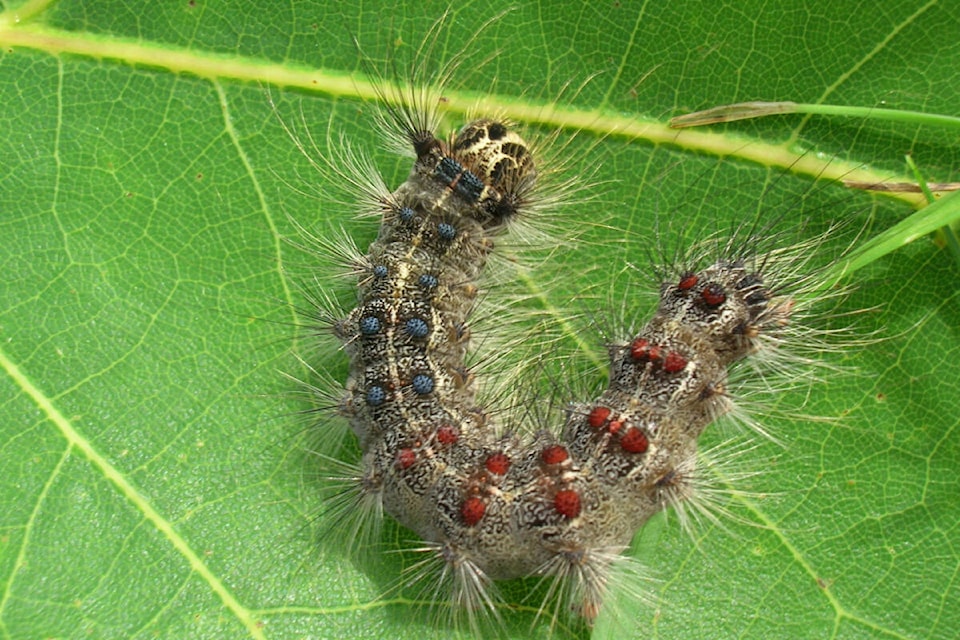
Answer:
[295,18,870,639]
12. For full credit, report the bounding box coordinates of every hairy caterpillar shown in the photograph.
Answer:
[281,14,932,640]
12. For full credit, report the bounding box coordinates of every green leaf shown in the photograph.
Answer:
[1,1,957,639]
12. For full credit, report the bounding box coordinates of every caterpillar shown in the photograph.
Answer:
[288,15,887,640]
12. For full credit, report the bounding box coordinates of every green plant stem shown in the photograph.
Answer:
[906,155,960,267]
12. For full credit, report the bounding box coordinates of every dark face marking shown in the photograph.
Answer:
[487,121,507,140]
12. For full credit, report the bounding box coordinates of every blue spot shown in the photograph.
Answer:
[412,374,434,395]
[437,222,456,241]
[419,273,439,289]
[405,317,429,339]
[372,265,388,279]
[398,206,415,223]
[435,156,464,184]
[455,170,485,202]
[366,385,386,406]
[359,316,380,335]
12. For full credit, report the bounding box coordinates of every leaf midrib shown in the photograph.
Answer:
[0,21,922,207]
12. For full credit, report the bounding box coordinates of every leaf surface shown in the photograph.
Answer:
[1,1,958,639]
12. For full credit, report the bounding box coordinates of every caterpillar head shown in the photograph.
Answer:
[452,118,538,222]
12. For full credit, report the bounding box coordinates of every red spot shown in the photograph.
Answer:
[461,497,486,526]
[678,271,698,290]
[485,452,511,475]
[587,406,611,429]
[663,351,687,373]
[620,427,649,453]
[436,424,459,445]
[608,418,624,435]
[542,445,569,465]
[396,448,416,469]
[554,489,581,518]
[630,338,651,361]
[702,283,726,307]
[631,338,668,364]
